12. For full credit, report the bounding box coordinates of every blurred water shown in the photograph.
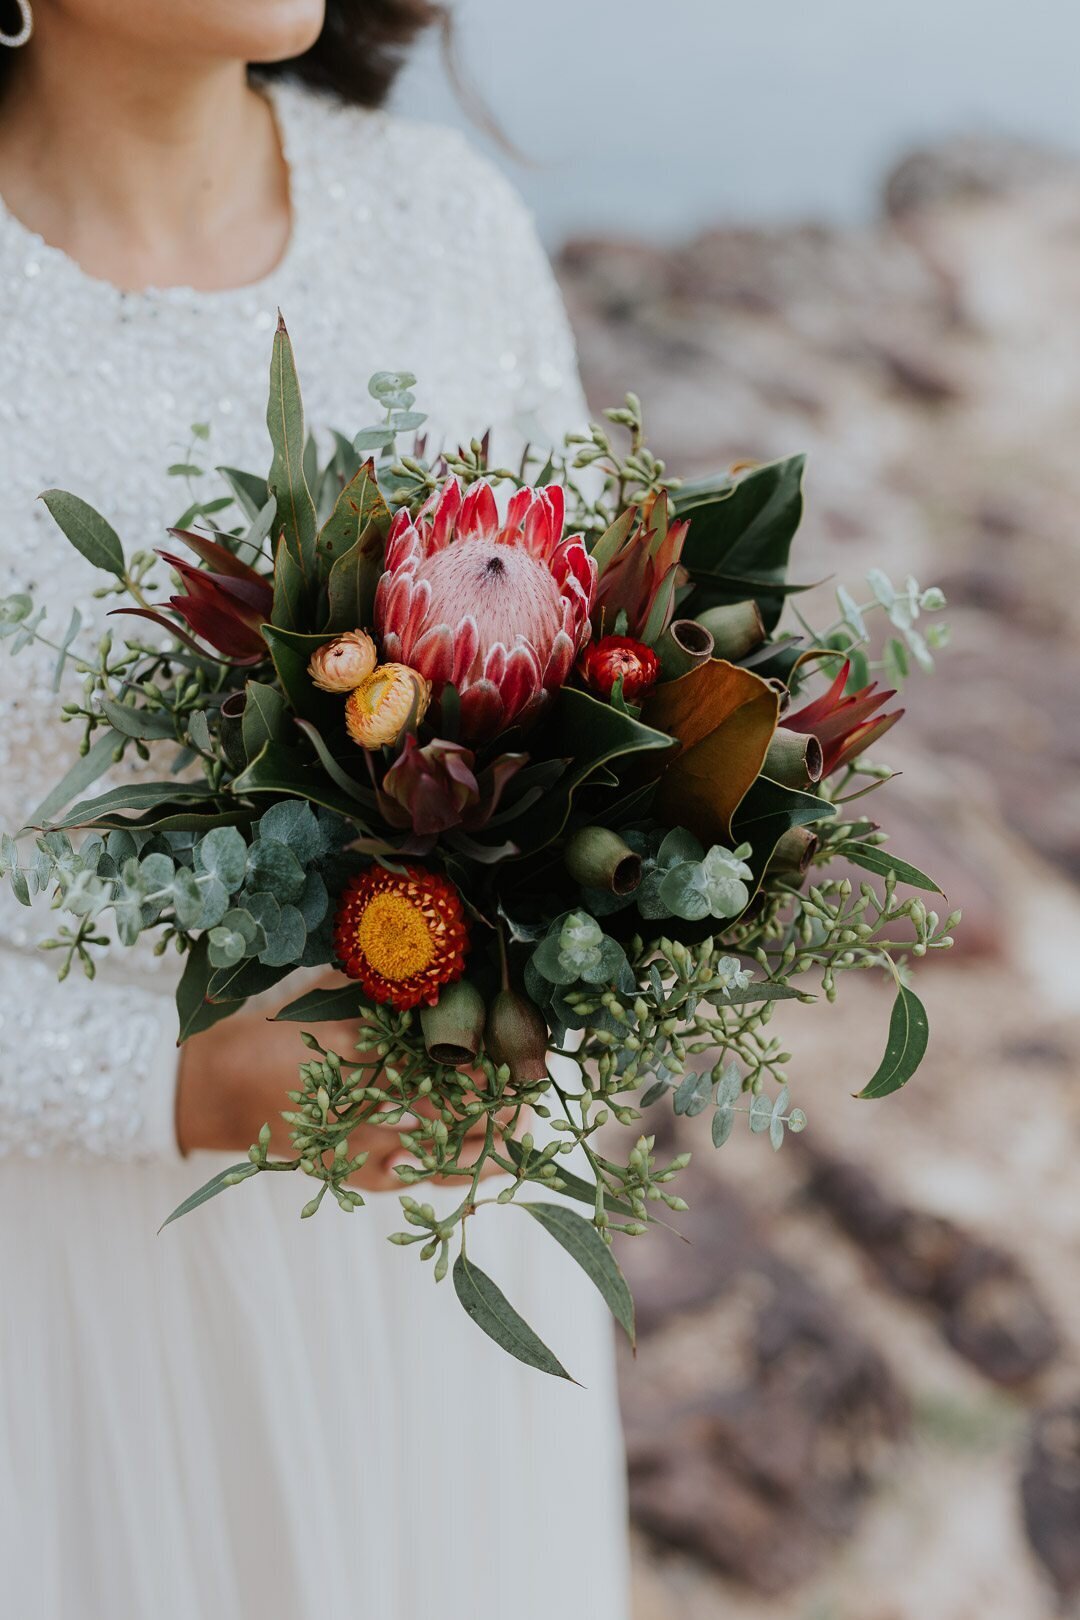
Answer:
[393,0,1080,243]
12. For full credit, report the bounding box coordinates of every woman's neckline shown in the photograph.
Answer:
[0,78,328,305]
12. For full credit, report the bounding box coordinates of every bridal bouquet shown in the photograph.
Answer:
[1,318,957,1377]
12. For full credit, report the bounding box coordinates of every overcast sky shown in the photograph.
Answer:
[393,0,1080,242]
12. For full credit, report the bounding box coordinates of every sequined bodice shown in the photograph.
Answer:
[0,83,584,1158]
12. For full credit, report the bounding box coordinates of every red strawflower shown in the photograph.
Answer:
[333,864,469,1010]
[784,659,903,775]
[578,635,661,702]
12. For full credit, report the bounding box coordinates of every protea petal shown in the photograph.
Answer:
[501,643,542,718]
[457,480,499,543]
[451,615,480,687]
[458,679,505,740]
[374,475,595,741]
[403,578,433,644]
[409,623,455,687]
[428,477,463,553]
[483,641,508,688]
[543,629,576,690]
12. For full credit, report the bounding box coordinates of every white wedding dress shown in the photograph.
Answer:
[0,83,628,1620]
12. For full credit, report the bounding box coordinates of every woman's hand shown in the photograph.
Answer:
[175,1003,508,1192]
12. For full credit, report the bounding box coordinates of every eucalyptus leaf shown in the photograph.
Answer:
[857,986,929,1099]
[27,729,124,827]
[841,841,944,896]
[158,1162,259,1232]
[522,1202,635,1346]
[196,825,248,892]
[40,490,126,579]
[452,1254,575,1382]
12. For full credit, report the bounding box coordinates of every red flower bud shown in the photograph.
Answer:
[577,635,661,702]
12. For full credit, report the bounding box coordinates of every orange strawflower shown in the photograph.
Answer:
[344,663,430,749]
[333,864,469,1010]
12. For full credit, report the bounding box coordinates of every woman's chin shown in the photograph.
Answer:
[234,0,327,63]
[244,0,327,63]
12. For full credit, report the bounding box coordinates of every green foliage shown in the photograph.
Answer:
[675,455,807,631]
[3,334,962,1371]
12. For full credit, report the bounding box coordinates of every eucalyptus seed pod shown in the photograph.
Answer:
[420,979,486,1067]
[766,826,819,875]
[484,989,550,1085]
[764,727,823,788]
[564,826,642,896]
[694,600,766,660]
[655,617,714,680]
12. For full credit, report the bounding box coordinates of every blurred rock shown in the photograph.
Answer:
[560,130,1080,1618]
[618,1170,907,1594]
[804,1151,1062,1387]
[1020,1398,1080,1607]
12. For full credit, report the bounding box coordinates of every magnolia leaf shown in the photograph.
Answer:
[266,314,317,580]
[40,490,125,578]
[842,841,945,896]
[732,774,835,904]
[273,983,366,1022]
[643,658,780,845]
[175,935,239,1042]
[675,454,806,632]
[158,1161,259,1232]
[507,688,671,855]
[522,1202,636,1347]
[857,986,929,1099]
[452,1254,576,1381]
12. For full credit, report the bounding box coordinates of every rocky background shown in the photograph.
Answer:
[555,137,1080,1620]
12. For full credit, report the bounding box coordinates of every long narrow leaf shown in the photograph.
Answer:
[267,314,317,579]
[27,728,123,826]
[452,1254,575,1381]
[842,840,944,896]
[158,1162,259,1233]
[523,1202,636,1346]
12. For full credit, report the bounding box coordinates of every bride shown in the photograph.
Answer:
[0,3,629,1616]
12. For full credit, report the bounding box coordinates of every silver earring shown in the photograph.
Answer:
[0,0,32,47]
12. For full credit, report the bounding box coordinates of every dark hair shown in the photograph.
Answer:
[0,0,446,108]
[258,0,448,108]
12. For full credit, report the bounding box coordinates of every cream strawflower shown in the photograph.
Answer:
[308,630,378,693]
[344,663,430,750]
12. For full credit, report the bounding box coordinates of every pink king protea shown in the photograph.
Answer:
[375,477,596,741]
